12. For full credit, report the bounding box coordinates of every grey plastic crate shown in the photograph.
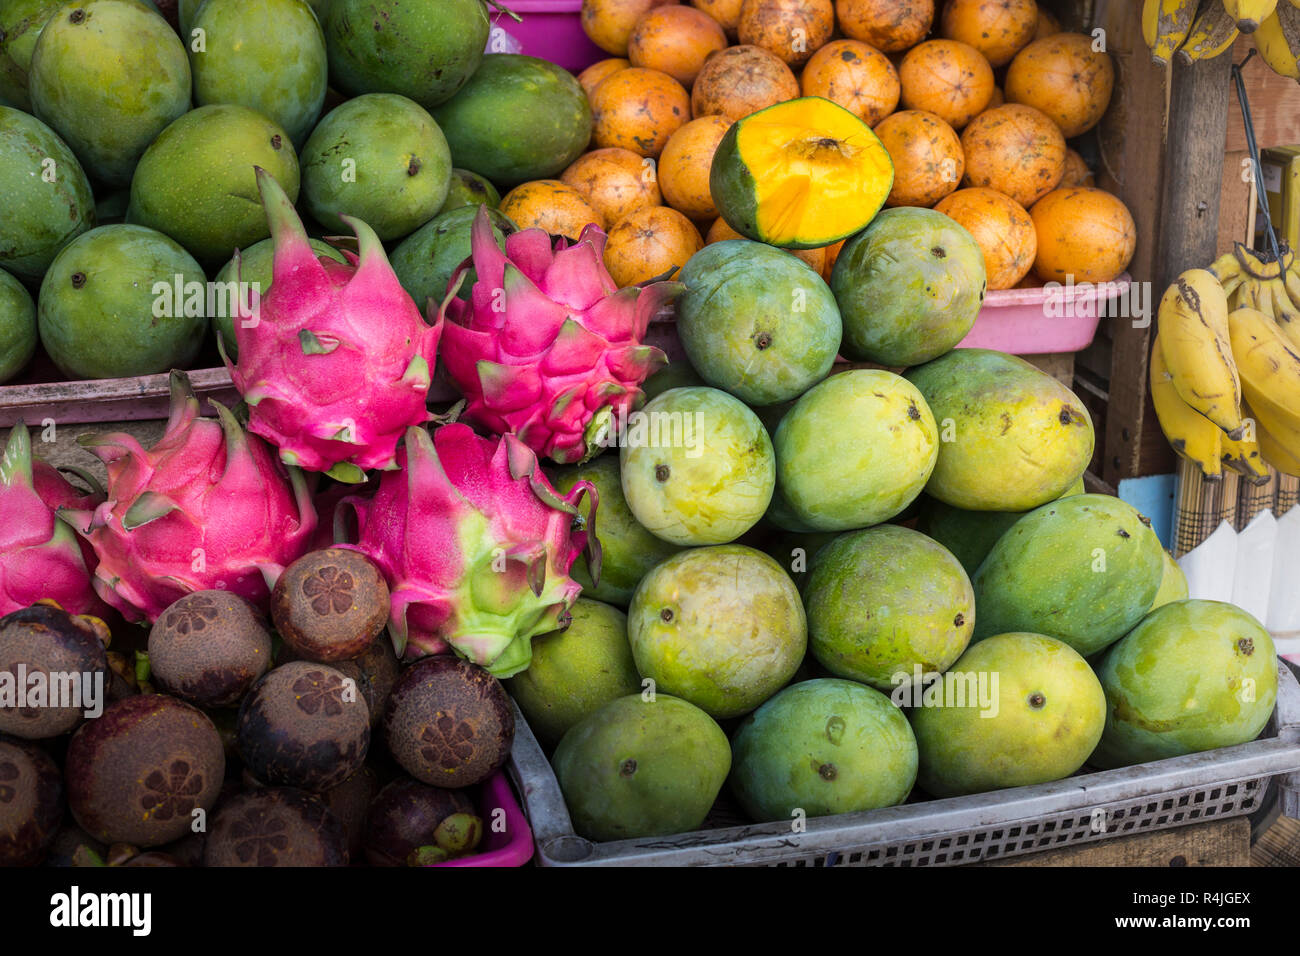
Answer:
[507,661,1300,867]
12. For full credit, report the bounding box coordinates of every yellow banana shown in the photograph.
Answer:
[1224,0,1279,32]
[1179,0,1242,60]
[1255,412,1300,474]
[1151,336,1225,478]
[1254,1,1300,76]
[1209,250,1245,283]
[1284,263,1300,308]
[1229,306,1300,429]
[1158,269,1244,437]
[1235,241,1295,279]
[1221,426,1271,482]
[1240,275,1276,315]
[1244,397,1300,474]
[1146,0,1203,62]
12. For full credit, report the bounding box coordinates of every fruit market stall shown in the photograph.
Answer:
[2,0,1300,879]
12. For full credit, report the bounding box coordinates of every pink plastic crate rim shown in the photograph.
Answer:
[958,273,1131,355]
[492,0,603,74]
[428,771,534,867]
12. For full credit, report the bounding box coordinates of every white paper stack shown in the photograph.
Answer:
[1268,506,1300,661]
[1177,521,1238,604]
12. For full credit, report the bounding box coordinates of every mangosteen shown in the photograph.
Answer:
[202,788,348,867]
[148,591,273,707]
[65,694,225,847]
[0,734,64,865]
[363,777,482,866]
[383,656,514,788]
[236,661,370,792]
[320,764,379,861]
[271,549,389,662]
[330,637,400,729]
[104,651,139,702]
[0,602,109,739]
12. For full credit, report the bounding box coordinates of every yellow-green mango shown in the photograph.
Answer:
[773,369,938,532]
[1091,600,1277,768]
[905,348,1093,512]
[911,632,1106,797]
[1149,550,1188,611]
[972,494,1164,655]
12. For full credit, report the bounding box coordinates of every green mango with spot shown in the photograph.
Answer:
[971,493,1164,656]
[1091,600,1277,768]
[675,240,842,407]
[905,348,1094,512]
[29,0,191,187]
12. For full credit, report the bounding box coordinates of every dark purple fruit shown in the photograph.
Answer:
[320,765,378,861]
[0,603,109,739]
[0,734,64,865]
[330,638,400,728]
[236,662,370,792]
[203,788,348,867]
[271,549,390,663]
[383,657,514,788]
[363,778,482,866]
[65,694,225,847]
[148,591,273,707]
[41,822,105,868]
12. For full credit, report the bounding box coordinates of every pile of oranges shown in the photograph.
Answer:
[500,0,1137,292]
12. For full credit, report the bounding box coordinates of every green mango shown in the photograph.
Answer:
[190,0,328,147]
[431,54,592,188]
[127,104,300,266]
[0,105,95,282]
[547,454,681,608]
[389,204,514,315]
[301,93,452,242]
[37,224,207,379]
[553,694,730,842]
[831,207,986,366]
[916,477,1087,576]
[1091,600,1278,769]
[505,599,642,746]
[675,240,842,407]
[323,0,488,109]
[805,524,973,690]
[773,369,938,532]
[0,0,68,110]
[731,679,917,822]
[1149,550,1188,611]
[439,168,501,214]
[0,269,38,384]
[911,632,1106,797]
[29,0,190,187]
[905,348,1094,512]
[972,494,1164,656]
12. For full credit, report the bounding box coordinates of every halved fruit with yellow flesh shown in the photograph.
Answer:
[709,96,894,250]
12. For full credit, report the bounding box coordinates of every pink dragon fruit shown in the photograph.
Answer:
[339,423,600,678]
[439,207,681,464]
[0,423,110,619]
[58,371,317,622]
[224,167,442,481]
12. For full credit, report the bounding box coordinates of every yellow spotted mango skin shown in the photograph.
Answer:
[1091,600,1277,769]
[905,348,1093,512]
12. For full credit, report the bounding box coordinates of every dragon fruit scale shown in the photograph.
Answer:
[58,371,317,622]
[339,424,600,678]
[0,423,110,619]
[439,206,681,465]
[224,167,442,481]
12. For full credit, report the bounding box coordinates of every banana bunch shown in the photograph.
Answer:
[1141,0,1300,67]
[1154,243,1300,479]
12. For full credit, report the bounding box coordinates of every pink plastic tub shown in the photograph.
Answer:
[491,0,605,74]
[428,771,535,867]
[957,273,1133,355]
